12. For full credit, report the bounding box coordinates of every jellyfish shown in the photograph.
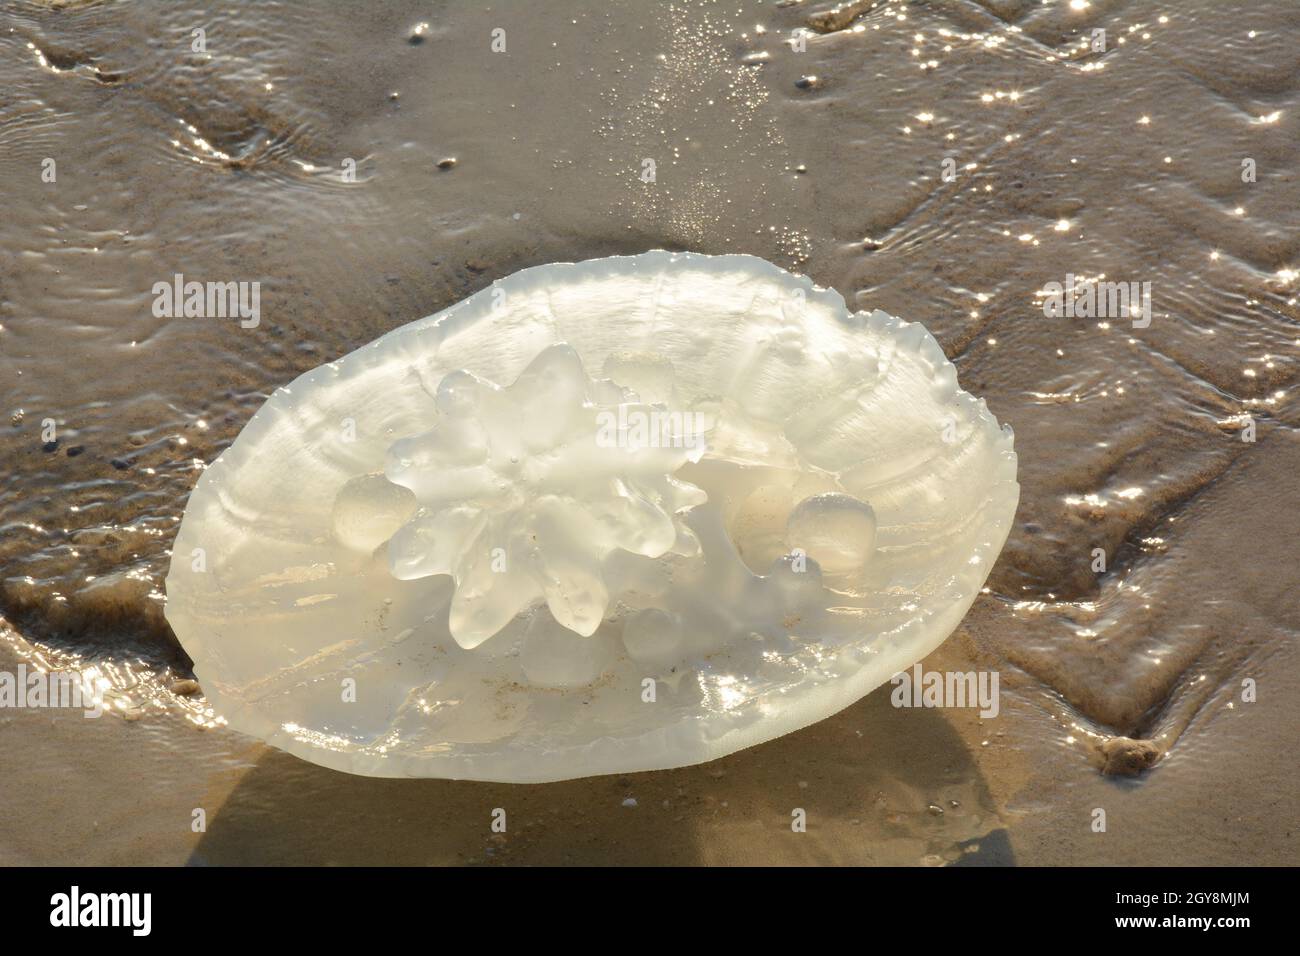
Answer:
[164,251,1018,781]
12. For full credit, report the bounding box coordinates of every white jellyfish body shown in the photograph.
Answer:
[164,251,1018,782]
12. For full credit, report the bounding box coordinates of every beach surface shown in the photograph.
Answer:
[1,0,1297,864]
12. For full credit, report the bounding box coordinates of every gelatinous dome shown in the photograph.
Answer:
[164,252,1019,781]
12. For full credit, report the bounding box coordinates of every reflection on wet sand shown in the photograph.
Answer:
[191,687,1007,867]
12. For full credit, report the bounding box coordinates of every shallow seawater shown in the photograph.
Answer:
[1,0,1297,864]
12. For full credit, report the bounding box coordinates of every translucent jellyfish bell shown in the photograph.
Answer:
[164,252,1019,782]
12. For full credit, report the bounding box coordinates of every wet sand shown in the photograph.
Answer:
[1,0,1297,864]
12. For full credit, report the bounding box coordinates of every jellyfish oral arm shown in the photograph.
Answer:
[374,344,707,647]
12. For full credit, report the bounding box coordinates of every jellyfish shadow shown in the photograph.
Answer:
[190,683,1014,866]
